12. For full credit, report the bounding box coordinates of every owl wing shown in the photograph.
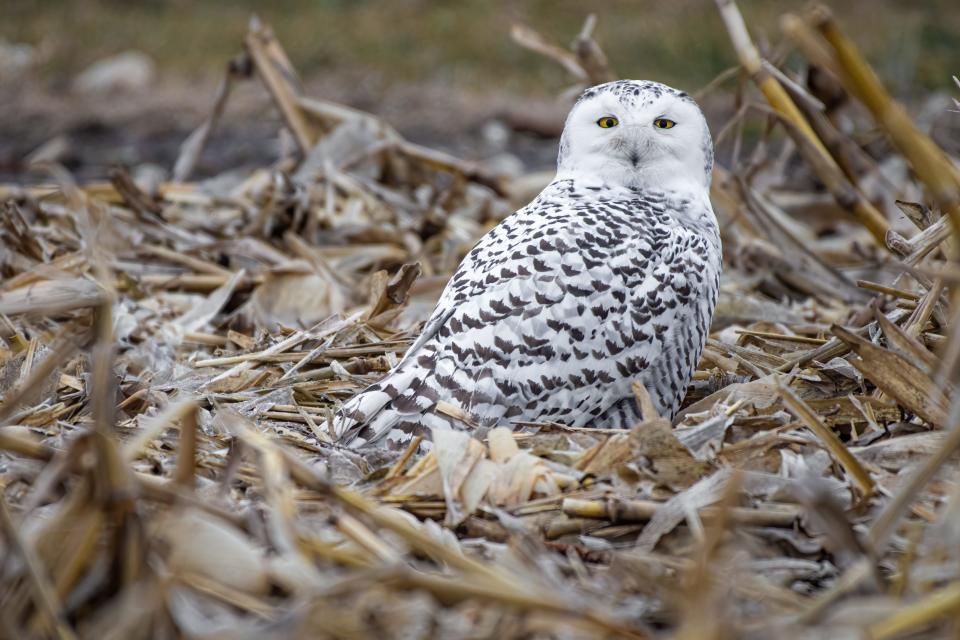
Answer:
[335,188,717,446]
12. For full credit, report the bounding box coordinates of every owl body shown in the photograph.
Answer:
[335,80,722,448]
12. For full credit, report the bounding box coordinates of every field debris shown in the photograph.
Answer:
[2,4,960,638]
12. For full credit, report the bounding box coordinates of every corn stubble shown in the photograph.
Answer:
[2,5,960,639]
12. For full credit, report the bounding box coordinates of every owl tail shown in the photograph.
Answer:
[332,361,440,448]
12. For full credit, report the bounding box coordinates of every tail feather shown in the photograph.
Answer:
[333,363,438,447]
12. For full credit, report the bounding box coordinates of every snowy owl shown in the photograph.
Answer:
[334,80,721,448]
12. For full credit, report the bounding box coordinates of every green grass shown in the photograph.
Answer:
[4,0,959,95]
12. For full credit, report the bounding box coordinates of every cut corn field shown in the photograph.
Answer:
[2,4,960,638]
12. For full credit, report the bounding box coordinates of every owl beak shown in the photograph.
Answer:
[621,125,646,168]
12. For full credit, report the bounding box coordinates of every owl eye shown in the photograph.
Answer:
[596,116,619,129]
[653,118,677,129]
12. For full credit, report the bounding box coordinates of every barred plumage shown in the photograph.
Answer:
[335,80,721,448]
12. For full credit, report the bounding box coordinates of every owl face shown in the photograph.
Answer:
[557,80,713,192]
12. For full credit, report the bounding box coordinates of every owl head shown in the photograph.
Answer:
[556,80,713,192]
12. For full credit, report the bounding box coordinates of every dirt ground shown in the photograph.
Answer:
[1,73,572,184]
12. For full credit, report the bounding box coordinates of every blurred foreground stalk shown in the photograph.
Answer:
[807,5,960,241]
[715,0,890,244]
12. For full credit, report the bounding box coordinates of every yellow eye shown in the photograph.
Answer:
[596,116,619,129]
[653,118,676,129]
